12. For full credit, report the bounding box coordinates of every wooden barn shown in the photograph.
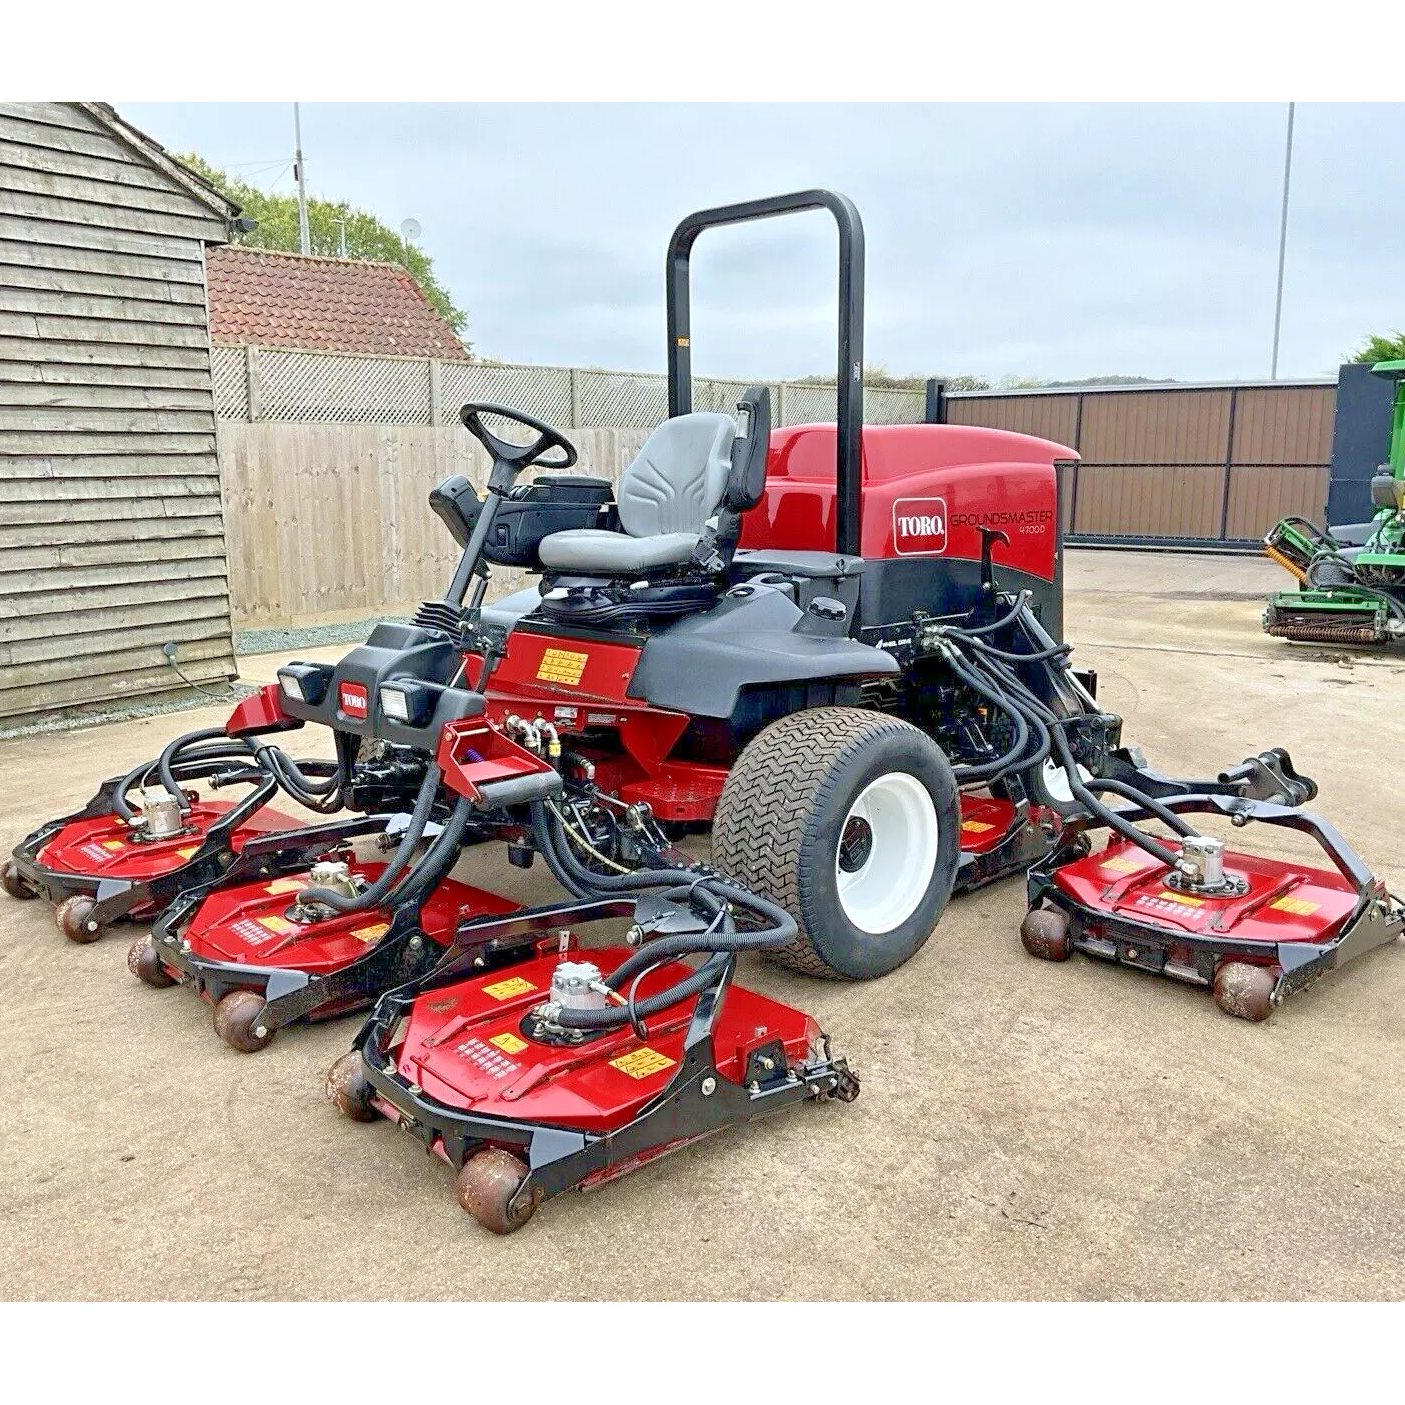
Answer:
[0,101,239,729]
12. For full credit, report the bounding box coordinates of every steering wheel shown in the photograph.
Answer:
[459,402,578,474]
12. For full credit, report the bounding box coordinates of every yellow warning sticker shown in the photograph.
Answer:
[483,976,536,1001]
[350,921,390,943]
[265,877,306,896]
[489,1031,528,1055]
[1270,894,1319,917]
[610,1047,677,1080]
[101,839,126,851]
[961,819,995,834]
[257,914,296,935]
[175,846,200,860]
[536,647,589,686]
[1157,890,1205,907]
[1101,854,1145,874]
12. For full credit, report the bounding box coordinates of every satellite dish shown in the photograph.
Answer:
[400,217,422,243]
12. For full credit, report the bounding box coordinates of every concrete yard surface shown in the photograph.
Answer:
[2,549,1404,1301]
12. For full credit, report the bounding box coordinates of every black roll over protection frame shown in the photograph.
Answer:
[666,189,866,557]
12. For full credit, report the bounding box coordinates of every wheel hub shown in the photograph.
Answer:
[838,816,874,873]
[834,771,939,935]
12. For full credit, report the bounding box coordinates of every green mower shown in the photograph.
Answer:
[1263,359,1405,645]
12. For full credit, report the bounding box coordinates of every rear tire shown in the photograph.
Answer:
[712,706,960,980]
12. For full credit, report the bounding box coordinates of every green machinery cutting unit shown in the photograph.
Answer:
[1263,359,1405,646]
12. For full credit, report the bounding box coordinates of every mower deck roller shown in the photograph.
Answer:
[1022,794,1403,1020]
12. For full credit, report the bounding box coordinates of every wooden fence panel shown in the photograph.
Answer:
[219,422,650,629]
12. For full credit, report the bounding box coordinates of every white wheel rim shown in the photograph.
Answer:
[1041,758,1091,806]
[834,772,939,935]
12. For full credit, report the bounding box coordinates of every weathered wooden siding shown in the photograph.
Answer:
[220,423,650,628]
[0,102,234,726]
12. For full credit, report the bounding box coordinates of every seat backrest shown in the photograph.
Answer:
[617,412,737,538]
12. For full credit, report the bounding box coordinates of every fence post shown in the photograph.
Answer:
[569,368,583,428]
[778,381,790,427]
[428,358,442,425]
[1218,386,1239,542]
[244,345,262,422]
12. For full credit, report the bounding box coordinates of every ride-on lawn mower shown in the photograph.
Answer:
[314,189,1401,1230]
[1262,359,1405,646]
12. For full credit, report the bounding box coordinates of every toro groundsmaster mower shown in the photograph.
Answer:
[308,189,1405,1235]
[327,189,1389,1023]
[1262,359,1405,646]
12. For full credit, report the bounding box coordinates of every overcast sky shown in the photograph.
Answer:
[124,102,1405,384]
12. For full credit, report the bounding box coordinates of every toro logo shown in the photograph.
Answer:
[338,681,369,720]
[892,497,948,555]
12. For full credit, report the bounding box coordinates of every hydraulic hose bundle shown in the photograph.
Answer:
[936,597,1201,875]
[112,725,346,823]
[526,795,798,1034]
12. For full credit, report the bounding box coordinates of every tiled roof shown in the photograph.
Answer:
[206,245,468,359]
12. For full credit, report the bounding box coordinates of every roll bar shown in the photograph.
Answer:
[665,189,866,556]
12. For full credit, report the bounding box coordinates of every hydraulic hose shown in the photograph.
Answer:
[954,590,1034,637]
[939,644,1037,784]
[115,733,264,819]
[943,599,1194,870]
[1305,553,1405,624]
[295,762,443,913]
[524,797,798,1032]
[157,727,237,812]
[381,793,475,909]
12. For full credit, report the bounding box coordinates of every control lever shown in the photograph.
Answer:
[978,528,1011,616]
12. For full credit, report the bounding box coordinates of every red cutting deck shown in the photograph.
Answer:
[395,948,821,1135]
[37,800,299,881]
[181,861,519,975]
[1052,838,1359,946]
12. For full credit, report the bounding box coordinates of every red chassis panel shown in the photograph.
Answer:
[389,947,821,1135]
[739,423,1066,582]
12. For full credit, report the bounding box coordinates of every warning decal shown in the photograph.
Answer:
[1100,854,1145,874]
[961,819,995,834]
[610,1047,676,1080]
[175,846,200,860]
[1270,895,1319,917]
[536,648,589,686]
[101,839,125,851]
[483,976,536,1001]
[258,914,296,935]
[489,1031,528,1055]
[265,877,307,896]
[350,921,390,943]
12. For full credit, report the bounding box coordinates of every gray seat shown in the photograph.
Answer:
[537,411,737,574]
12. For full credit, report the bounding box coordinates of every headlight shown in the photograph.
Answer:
[379,679,433,726]
[278,662,332,706]
[380,684,410,723]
